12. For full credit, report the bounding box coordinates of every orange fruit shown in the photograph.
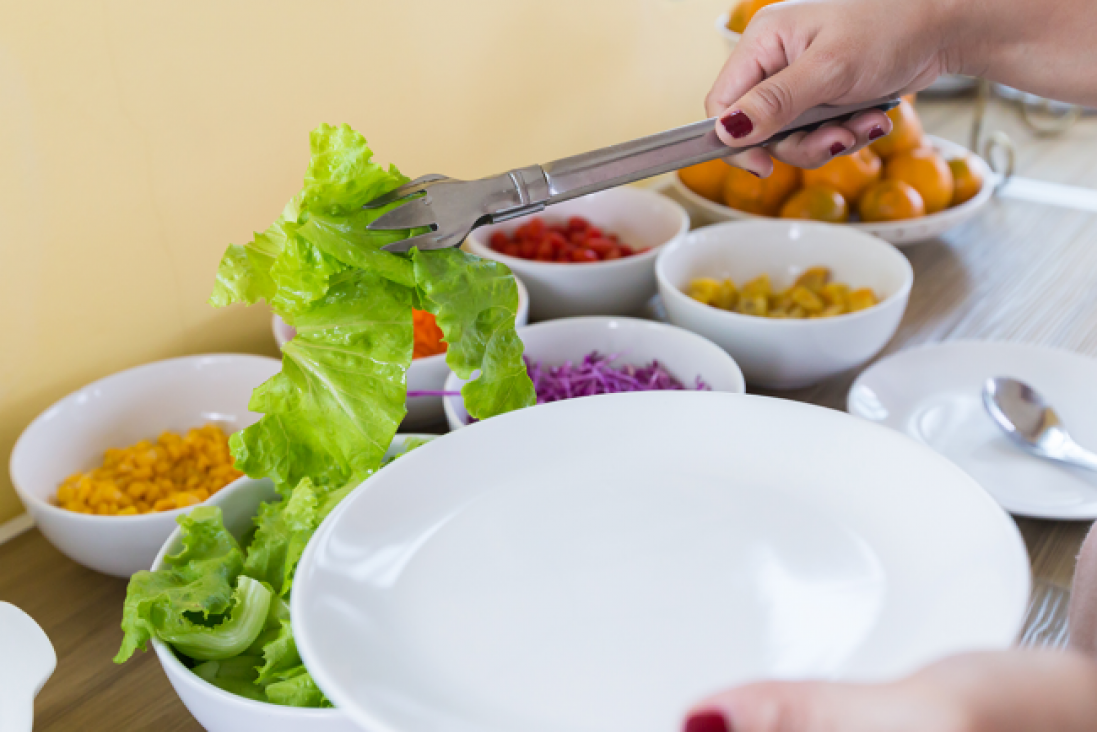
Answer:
[678,160,731,203]
[858,180,926,222]
[779,186,850,223]
[948,155,984,206]
[801,148,882,203]
[721,159,801,217]
[884,147,954,214]
[869,100,924,159]
[726,0,782,33]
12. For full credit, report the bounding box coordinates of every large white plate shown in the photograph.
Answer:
[667,136,995,247]
[849,340,1097,519]
[293,392,1029,732]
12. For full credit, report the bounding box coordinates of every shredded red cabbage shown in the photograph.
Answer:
[527,352,708,404]
[409,351,710,419]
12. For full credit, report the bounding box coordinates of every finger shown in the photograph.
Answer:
[724,148,774,178]
[684,681,840,732]
[768,124,857,169]
[713,45,856,149]
[844,109,893,148]
[705,32,779,118]
[684,678,939,732]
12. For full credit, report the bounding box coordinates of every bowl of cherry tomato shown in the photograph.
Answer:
[465,187,689,320]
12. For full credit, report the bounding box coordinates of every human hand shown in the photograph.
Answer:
[683,649,1097,732]
[709,0,959,176]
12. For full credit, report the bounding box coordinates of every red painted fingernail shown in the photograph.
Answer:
[684,710,731,732]
[720,111,754,139]
[868,125,886,140]
[830,142,847,156]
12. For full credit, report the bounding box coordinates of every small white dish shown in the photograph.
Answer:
[151,434,433,732]
[465,187,689,320]
[272,277,529,428]
[293,392,1029,732]
[667,136,994,247]
[441,316,746,430]
[0,602,56,732]
[656,220,912,389]
[849,340,1097,519]
[9,354,280,577]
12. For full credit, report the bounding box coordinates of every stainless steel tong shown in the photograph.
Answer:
[367,97,899,253]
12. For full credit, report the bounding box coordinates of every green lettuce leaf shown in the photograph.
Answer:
[256,620,302,685]
[243,478,321,596]
[265,667,329,707]
[192,656,265,701]
[115,507,243,663]
[230,269,414,492]
[412,248,535,418]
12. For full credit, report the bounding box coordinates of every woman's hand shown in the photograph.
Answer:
[710,0,1097,176]
[684,650,1097,732]
[709,0,959,176]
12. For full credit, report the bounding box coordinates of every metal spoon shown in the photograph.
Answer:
[983,376,1097,472]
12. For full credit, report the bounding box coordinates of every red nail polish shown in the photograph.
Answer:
[684,710,730,732]
[720,111,754,139]
[868,125,886,140]
[830,142,847,156]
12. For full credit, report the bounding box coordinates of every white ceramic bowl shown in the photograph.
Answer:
[668,136,994,247]
[656,221,912,389]
[442,316,746,430]
[9,355,280,577]
[272,277,529,428]
[150,434,432,732]
[465,187,689,320]
[716,12,742,50]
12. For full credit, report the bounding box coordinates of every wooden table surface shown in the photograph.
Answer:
[4,93,1097,731]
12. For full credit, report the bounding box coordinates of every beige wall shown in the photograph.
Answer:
[0,0,728,523]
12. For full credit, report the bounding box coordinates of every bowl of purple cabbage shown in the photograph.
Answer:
[442,316,745,430]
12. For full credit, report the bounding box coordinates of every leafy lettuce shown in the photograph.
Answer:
[115,124,534,707]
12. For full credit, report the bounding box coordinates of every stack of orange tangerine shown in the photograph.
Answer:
[679,98,984,224]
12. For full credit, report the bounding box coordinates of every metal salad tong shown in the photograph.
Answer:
[367,97,900,253]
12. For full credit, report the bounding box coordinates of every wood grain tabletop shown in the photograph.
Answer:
[4,94,1096,731]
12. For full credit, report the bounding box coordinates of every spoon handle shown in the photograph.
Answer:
[1062,439,1097,473]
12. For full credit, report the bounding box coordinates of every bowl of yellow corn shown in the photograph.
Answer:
[9,354,280,577]
[655,220,913,389]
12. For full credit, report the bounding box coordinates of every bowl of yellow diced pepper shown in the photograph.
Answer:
[655,220,913,389]
[10,354,281,576]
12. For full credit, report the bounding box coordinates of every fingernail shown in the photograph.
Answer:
[720,111,754,139]
[868,125,886,140]
[829,142,847,156]
[684,710,731,732]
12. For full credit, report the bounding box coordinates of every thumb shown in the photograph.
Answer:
[684,681,836,732]
[713,47,853,148]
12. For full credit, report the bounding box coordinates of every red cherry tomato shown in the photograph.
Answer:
[491,217,639,263]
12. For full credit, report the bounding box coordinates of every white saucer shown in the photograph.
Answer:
[849,340,1097,520]
[293,392,1028,732]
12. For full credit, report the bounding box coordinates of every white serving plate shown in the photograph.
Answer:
[849,340,1097,520]
[293,392,1030,732]
[667,136,995,247]
[273,276,529,428]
